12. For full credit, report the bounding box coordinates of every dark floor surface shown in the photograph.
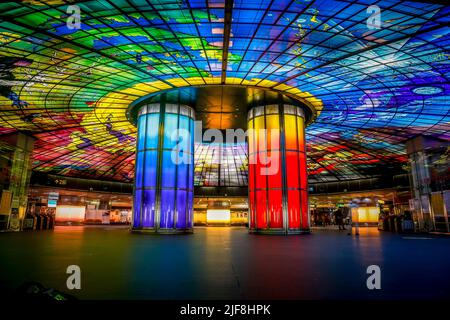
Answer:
[0,226,449,300]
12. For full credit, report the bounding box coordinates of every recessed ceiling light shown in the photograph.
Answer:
[412,86,443,95]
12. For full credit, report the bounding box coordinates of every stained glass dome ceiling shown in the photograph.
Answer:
[0,0,449,184]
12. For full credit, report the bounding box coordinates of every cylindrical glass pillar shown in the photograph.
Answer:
[248,104,309,234]
[132,102,195,233]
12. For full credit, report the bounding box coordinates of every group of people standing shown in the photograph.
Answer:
[311,207,360,235]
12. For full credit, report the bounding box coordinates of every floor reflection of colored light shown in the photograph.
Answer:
[355,227,381,236]
[53,225,86,233]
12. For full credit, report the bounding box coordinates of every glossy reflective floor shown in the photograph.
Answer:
[0,226,449,299]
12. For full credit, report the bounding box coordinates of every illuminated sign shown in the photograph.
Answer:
[47,200,57,208]
[55,205,85,223]
[206,210,231,225]
[351,207,380,224]
[54,179,67,186]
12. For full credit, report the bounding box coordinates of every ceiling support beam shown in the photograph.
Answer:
[221,0,234,84]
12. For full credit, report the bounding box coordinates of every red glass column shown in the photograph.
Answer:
[248,104,309,234]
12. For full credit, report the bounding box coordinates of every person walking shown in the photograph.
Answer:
[347,207,360,236]
[335,208,345,231]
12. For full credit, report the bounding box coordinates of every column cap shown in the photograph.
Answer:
[138,103,195,119]
[247,104,305,120]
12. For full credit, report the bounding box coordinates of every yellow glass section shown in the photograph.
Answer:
[284,114,298,150]
[254,116,266,152]
[297,116,305,151]
[266,115,279,151]
[248,119,255,154]
[265,114,279,130]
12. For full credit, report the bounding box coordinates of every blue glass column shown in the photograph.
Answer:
[132,102,195,233]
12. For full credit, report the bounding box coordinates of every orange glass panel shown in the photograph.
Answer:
[301,190,309,229]
[288,190,301,229]
[269,190,283,228]
[286,151,299,188]
[249,190,256,229]
[256,190,268,229]
[299,152,307,190]
[267,150,282,188]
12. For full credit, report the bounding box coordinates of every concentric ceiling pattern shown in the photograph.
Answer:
[0,0,449,183]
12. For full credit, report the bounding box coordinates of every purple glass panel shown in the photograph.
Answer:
[176,190,187,229]
[160,189,175,229]
[133,190,142,228]
[142,189,156,228]
[187,191,194,228]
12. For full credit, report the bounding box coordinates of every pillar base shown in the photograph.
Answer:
[131,228,193,235]
[249,228,311,235]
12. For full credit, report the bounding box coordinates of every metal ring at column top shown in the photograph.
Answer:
[138,103,195,119]
[247,104,306,120]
